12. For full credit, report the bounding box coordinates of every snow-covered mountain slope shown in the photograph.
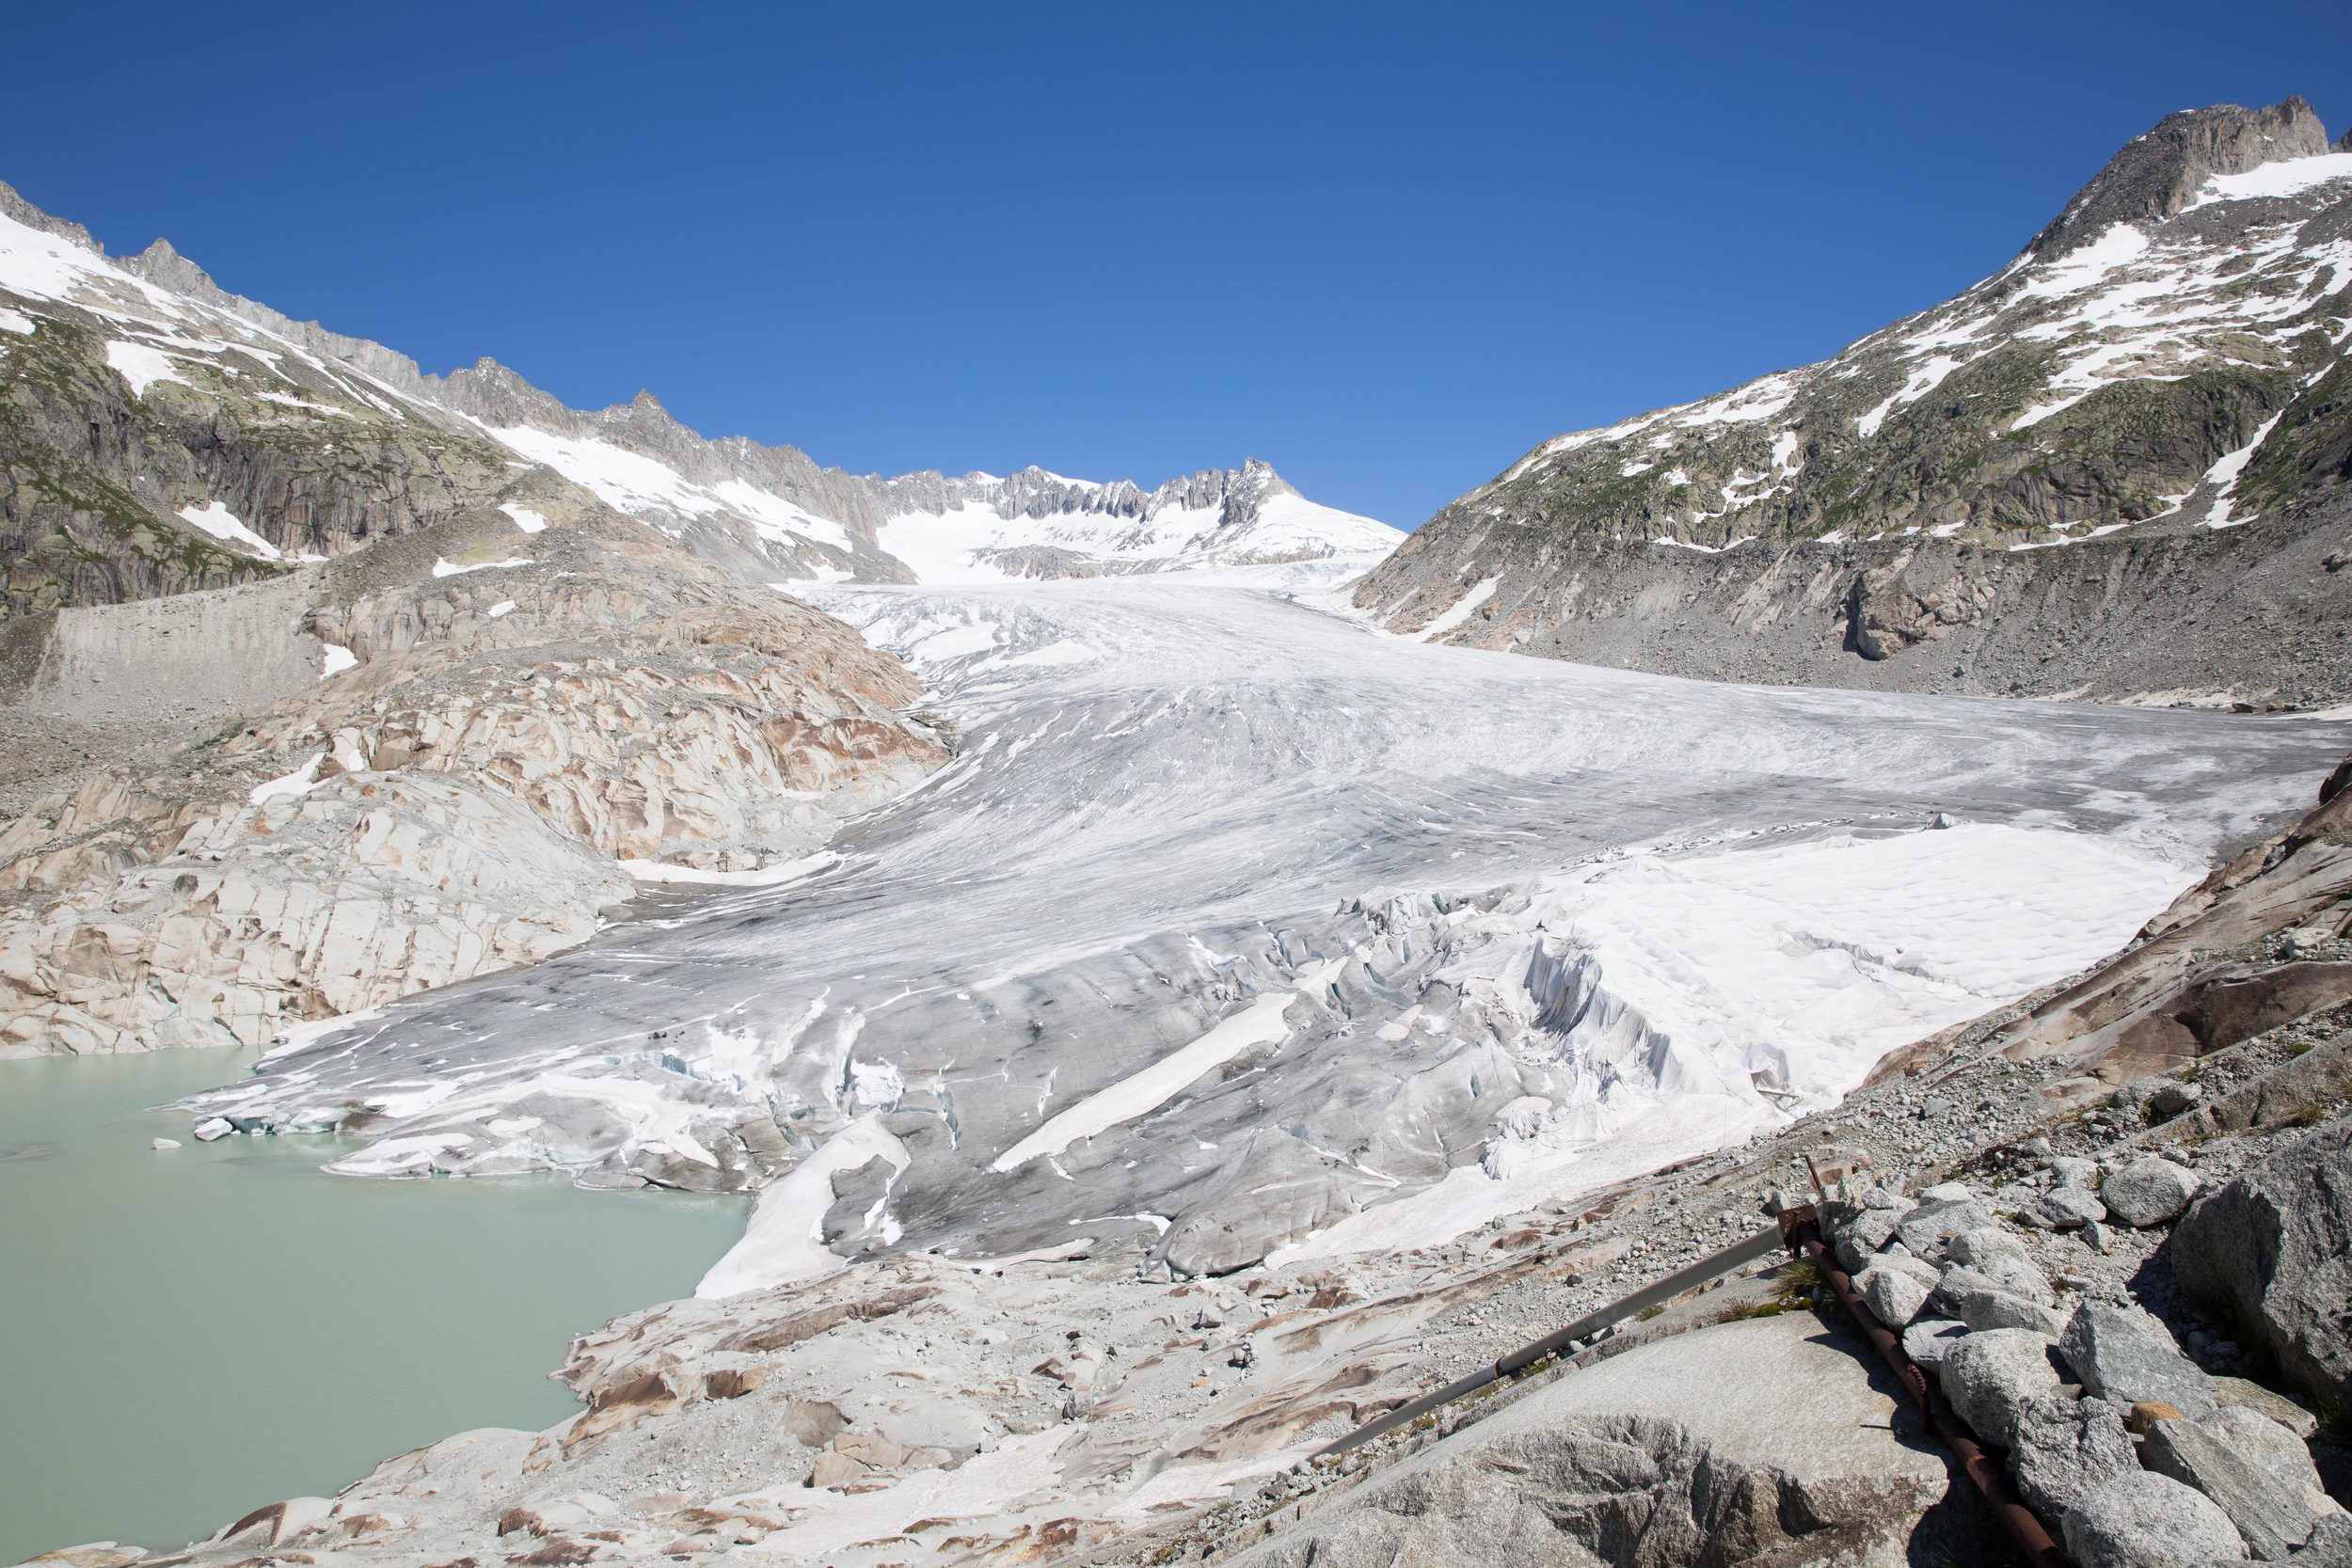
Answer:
[869,460,1397,586]
[0,182,1395,610]
[1356,99,2352,703]
[183,577,2347,1282]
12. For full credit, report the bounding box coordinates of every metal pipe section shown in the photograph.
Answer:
[1781,1206,2071,1568]
[1316,1223,1786,1457]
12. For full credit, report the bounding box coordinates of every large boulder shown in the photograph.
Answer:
[1897,1192,2000,1258]
[2102,1155,2201,1227]
[2033,1184,2108,1229]
[1902,1318,1967,1368]
[2057,1304,2218,1419]
[1855,1261,1931,1327]
[2142,1406,2333,1560]
[1226,1311,1977,1568]
[2061,1470,2248,1568]
[1937,1328,2062,1447]
[2172,1117,2352,1418]
[2008,1394,2137,1522]
[1832,1198,1908,1274]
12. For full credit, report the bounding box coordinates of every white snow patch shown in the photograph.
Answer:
[1409,577,1499,642]
[712,479,854,551]
[260,1005,389,1066]
[2188,152,2352,210]
[991,989,1311,1171]
[177,501,279,561]
[248,753,326,806]
[2201,413,2284,531]
[2023,224,2152,299]
[432,556,532,578]
[748,1428,1065,1560]
[0,307,34,335]
[318,643,358,679]
[106,340,187,397]
[498,502,549,533]
[488,426,722,521]
[1270,822,2191,1266]
[485,600,517,619]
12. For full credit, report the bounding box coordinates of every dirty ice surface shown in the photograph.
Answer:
[186,578,2349,1289]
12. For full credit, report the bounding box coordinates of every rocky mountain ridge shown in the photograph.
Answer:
[0,486,946,1055]
[0,171,1390,1055]
[0,186,1391,606]
[1356,99,2352,705]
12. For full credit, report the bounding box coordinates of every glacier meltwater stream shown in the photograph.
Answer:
[8,578,2349,1558]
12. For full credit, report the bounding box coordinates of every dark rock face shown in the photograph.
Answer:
[2172,1117,2352,1418]
[0,300,516,620]
[2031,98,2331,259]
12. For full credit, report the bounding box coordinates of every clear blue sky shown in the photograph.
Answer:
[5,3,2346,526]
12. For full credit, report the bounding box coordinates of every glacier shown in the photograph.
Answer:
[183,568,2350,1286]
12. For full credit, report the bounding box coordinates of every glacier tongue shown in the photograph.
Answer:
[185,578,2346,1281]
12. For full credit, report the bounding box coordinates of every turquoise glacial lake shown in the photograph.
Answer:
[0,1046,743,1564]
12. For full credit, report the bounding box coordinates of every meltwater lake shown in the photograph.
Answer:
[0,1047,743,1564]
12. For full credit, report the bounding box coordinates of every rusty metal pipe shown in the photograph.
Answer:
[1781,1207,2071,1568]
[1317,1224,1786,1457]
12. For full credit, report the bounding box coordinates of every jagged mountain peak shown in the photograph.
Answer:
[0,169,1397,595]
[1353,95,2352,701]
[0,179,101,255]
[2030,96,2332,259]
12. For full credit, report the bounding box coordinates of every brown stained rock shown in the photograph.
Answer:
[713,1284,938,1355]
[2107,962,2352,1073]
[782,1397,849,1449]
[701,1366,767,1400]
[2128,1399,2188,1433]
[508,1539,596,1567]
[559,1372,682,1457]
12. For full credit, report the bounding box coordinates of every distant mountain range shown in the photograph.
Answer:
[1356,99,2352,706]
[0,185,1394,619]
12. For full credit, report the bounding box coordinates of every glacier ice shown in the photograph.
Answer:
[183,577,2349,1283]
